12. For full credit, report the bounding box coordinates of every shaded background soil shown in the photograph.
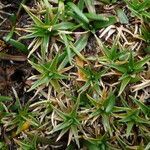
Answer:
[0,0,33,98]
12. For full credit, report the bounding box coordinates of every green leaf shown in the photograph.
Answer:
[4,27,15,42]
[41,35,50,57]
[142,11,150,19]
[58,33,89,70]
[57,127,69,141]
[105,93,115,113]
[141,24,150,42]
[28,76,49,91]
[78,0,85,11]
[102,114,112,136]
[70,42,87,61]
[83,0,95,13]
[83,141,99,150]
[109,64,127,73]
[94,34,105,52]
[119,110,139,122]
[49,79,61,93]
[86,94,97,107]
[113,106,130,112]
[28,60,44,73]
[52,73,68,80]
[118,77,131,96]
[78,82,90,92]
[0,96,13,102]
[85,13,108,21]
[61,34,72,64]
[130,96,150,115]
[75,33,89,50]
[51,10,60,25]
[117,9,129,24]
[126,122,134,138]
[134,56,150,70]
[145,143,150,150]
[128,52,134,70]
[144,46,150,54]
[22,5,44,26]
[3,38,28,53]
[19,32,40,40]
[51,105,67,120]
[71,126,80,147]
[43,0,53,22]
[51,122,71,133]
[71,94,80,115]
[53,22,76,30]
[67,2,89,24]
[93,16,117,29]
[49,54,59,71]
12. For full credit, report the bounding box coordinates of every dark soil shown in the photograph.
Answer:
[0,0,33,98]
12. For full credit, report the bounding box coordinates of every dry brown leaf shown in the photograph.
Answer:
[75,56,87,82]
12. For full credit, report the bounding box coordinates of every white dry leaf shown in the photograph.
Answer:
[132,80,150,92]
[68,130,73,146]
[136,41,143,52]
[134,24,139,35]
[105,29,116,41]
[99,25,116,38]
[131,42,139,50]
[28,39,42,58]
[28,38,37,49]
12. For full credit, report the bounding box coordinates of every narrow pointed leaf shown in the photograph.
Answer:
[49,79,61,93]
[28,60,44,73]
[130,96,150,115]
[83,0,95,13]
[126,122,134,138]
[58,33,89,70]
[61,34,72,64]
[28,76,49,91]
[118,77,131,96]
[22,5,44,26]
[117,9,129,24]
[51,122,71,133]
[53,22,76,30]
[67,2,89,24]
[105,94,115,113]
[134,56,150,70]
[85,13,108,21]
